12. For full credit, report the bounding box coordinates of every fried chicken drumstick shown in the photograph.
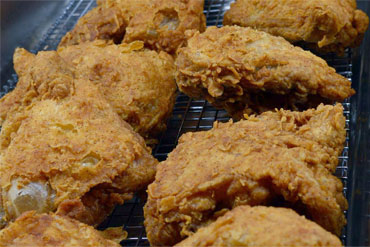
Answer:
[58,40,176,142]
[0,212,125,247]
[175,206,341,247]
[144,104,347,246]
[0,50,157,228]
[175,26,355,119]
[223,0,369,55]
[59,0,206,54]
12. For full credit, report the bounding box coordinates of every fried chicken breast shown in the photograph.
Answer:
[223,0,369,55]
[0,211,125,247]
[58,40,176,142]
[59,0,206,54]
[175,26,355,119]
[144,104,347,246]
[175,206,342,247]
[0,49,157,228]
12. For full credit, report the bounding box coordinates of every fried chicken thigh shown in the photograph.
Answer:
[175,26,355,119]
[144,104,347,246]
[0,212,125,247]
[223,0,369,54]
[0,49,157,228]
[58,40,176,142]
[59,0,206,54]
[175,206,342,247]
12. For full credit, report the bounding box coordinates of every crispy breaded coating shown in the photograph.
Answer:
[144,104,347,246]
[58,0,127,47]
[175,206,342,247]
[223,0,369,54]
[0,190,5,229]
[175,26,355,119]
[59,0,206,54]
[122,0,206,54]
[58,40,176,142]
[0,50,157,228]
[0,48,74,125]
[0,211,125,247]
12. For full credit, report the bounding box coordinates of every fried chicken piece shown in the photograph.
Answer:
[223,0,369,55]
[144,104,347,246]
[59,0,206,54]
[0,49,158,228]
[0,48,73,125]
[58,40,176,142]
[0,190,5,229]
[0,211,126,247]
[175,206,342,247]
[1,43,176,141]
[58,0,127,47]
[122,0,206,54]
[175,26,355,119]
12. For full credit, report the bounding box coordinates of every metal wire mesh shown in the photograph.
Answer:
[0,0,352,246]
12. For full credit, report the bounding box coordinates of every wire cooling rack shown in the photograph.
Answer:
[0,0,352,246]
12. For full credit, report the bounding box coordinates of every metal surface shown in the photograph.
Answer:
[0,0,368,246]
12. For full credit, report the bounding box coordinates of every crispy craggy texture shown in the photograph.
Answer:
[58,0,127,47]
[0,49,158,228]
[144,104,347,246]
[175,206,342,247]
[122,0,206,54]
[58,41,176,142]
[59,0,206,54]
[175,26,355,119]
[0,190,5,229]
[0,212,125,247]
[0,48,74,125]
[223,0,369,55]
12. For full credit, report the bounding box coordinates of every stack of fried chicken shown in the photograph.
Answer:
[0,0,368,246]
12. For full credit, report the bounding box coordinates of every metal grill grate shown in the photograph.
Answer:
[0,0,352,246]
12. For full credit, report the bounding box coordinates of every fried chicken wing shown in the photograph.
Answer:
[59,0,206,54]
[144,104,347,246]
[176,26,355,119]
[58,40,176,142]
[223,0,369,55]
[0,211,125,247]
[175,206,342,247]
[0,49,158,228]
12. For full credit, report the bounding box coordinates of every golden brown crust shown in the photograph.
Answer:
[58,0,206,54]
[57,40,177,142]
[223,0,369,54]
[0,212,123,247]
[58,0,127,47]
[0,48,74,125]
[175,206,342,247]
[0,49,158,227]
[144,104,347,246]
[123,0,206,54]
[175,26,355,118]
[0,189,5,229]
